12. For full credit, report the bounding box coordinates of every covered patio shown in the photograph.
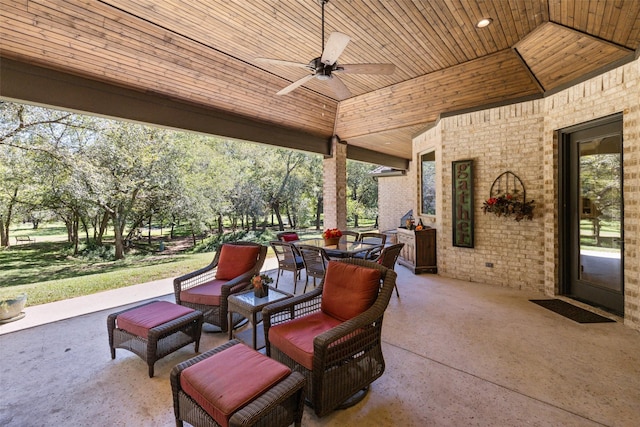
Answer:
[2,258,639,426]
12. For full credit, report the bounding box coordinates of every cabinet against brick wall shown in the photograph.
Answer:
[396,227,437,274]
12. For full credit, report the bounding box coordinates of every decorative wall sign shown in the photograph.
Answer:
[452,159,474,248]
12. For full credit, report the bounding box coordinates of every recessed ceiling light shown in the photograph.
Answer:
[476,18,493,28]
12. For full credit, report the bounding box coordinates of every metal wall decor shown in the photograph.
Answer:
[452,159,474,248]
[482,171,535,221]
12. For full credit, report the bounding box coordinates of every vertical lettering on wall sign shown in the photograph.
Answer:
[452,160,474,248]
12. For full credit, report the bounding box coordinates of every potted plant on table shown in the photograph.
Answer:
[322,228,342,246]
[251,274,273,298]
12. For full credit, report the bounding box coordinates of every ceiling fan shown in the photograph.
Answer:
[255,0,396,99]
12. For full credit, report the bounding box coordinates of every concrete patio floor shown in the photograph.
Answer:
[1,256,640,426]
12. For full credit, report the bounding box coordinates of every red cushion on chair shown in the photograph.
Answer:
[117,301,194,339]
[321,261,381,322]
[180,279,227,306]
[280,232,299,242]
[215,244,260,280]
[268,311,342,370]
[180,344,291,427]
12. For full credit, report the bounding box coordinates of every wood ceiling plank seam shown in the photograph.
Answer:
[46,2,308,93]
[463,0,500,52]
[617,1,640,48]
[444,0,489,57]
[598,0,622,42]
[399,0,457,70]
[506,0,529,42]
[584,0,598,35]
[547,0,560,22]
[552,19,634,51]
[562,0,574,28]
[425,0,479,62]
[371,0,444,74]
[574,0,591,34]
[332,1,417,74]
[104,0,322,90]
[393,0,462,69]
[416,1,469,65]
[491,0,524,45]
[477,0,515,49]
[520,0,540,34]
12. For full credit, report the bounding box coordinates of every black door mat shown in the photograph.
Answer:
[530,299,615,324]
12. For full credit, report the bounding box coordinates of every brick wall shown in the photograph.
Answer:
[383,57,640,330]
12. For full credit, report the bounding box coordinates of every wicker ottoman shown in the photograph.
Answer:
[171,339,306,427]
[108,300,203,377]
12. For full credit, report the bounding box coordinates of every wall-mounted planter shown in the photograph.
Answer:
[482,171,535,221]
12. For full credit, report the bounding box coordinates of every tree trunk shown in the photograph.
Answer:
[73,213,79,256]
[113,211,125,260]
[272,201,284,231]
[1,188,18,246]
[97,210,110,246]
[217,213,223,235]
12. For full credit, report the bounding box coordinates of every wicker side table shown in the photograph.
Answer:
[228,287,293,350]
[107,300,203,377]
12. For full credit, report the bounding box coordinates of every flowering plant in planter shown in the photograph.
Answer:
[251,273,273,298]
[322,228,342,239]
[251,274,273,289]
[482,193,535,222]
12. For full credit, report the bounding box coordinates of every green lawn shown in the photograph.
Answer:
[1,221,379,307]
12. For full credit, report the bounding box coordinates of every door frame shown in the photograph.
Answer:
[558,112,624,315]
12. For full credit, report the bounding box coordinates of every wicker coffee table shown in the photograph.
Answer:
[228,287,292,350]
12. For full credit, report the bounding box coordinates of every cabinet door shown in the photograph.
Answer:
[397,232,415,265]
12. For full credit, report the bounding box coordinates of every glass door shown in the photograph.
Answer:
[562,116,623,315]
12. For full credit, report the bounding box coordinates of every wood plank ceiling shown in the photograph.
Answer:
[1,0,638,166]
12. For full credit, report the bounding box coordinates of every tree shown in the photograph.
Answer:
[346,161,379,228]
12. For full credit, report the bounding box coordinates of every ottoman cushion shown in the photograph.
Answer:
[180,344,291,427]
[116,301,194,339]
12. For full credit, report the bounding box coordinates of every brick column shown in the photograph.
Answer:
[323,136,347,230]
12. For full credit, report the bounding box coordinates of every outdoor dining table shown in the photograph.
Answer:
[295,238,382,259]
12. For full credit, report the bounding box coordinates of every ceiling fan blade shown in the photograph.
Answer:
[327,75,352,99]
[320,32,351,65]
[255,58,311,69]
[276,74,315,95]
[337,63,396,75]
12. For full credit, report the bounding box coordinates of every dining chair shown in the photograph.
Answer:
[339,230,359,244]
[358,232,387,246]
[270,241,305,293]
[353,232,387,260]
[370,243,405,297]
[297,244,331,292]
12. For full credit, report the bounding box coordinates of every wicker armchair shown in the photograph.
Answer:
[173,242,267,332]
[263,258,397,417]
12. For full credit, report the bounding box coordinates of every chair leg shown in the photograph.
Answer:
[275,269,281,288]
[394,283,400,298]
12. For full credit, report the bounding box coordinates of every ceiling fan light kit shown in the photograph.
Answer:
[256,0,395,99]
